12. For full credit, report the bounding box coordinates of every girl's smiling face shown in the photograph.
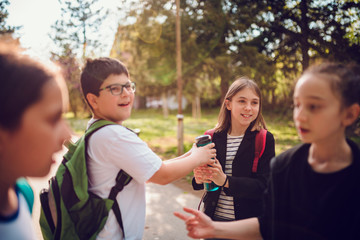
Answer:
[226,87,260,131]
[293,73,347,144]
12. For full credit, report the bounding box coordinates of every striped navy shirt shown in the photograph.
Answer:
[213,134,243,220]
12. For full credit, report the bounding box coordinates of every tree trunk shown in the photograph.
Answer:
[176,0,184,155]
[70,104,77,118]
[196,94,201,119]
[271,88,276,106]
[192,79,201,119]
[300,0,310,72]
[133,95,146,109]
[219,68,229,104]
[161,91,169,118]
[192,93,201,119]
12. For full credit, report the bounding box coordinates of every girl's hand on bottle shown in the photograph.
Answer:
[194,165,212,184]
[208,159,227,187]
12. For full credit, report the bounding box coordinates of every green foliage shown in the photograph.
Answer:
[254,0,360,73]
[263,110,301,155]
[112,0,359,108]
[0,0,20,34]
[62,0,360,136]
[50,0,107,116]
[52,45,86,117]
[50,0,106,59]
[109,2,176,96]
[111,0,279,107]
[64,112,90,135]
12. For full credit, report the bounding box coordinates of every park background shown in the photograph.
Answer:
[2,0,360,182]
[2,0,360,176]
[2,1,360,239]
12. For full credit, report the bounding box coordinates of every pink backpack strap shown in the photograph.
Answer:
[204,128,215,139]
[252,129,267,173]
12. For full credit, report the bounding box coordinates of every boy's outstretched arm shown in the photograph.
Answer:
[174,207,262,240]
[148,143,216,185]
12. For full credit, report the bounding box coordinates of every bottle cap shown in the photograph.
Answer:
[195,134,212,144]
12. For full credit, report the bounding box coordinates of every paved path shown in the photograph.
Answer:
[29,147,201,240]
[143,181,201,240]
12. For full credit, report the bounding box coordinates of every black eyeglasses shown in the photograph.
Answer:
[99,82,136,96]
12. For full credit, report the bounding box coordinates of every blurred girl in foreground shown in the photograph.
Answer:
[0,42,71,239]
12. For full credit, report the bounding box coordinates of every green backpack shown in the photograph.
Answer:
[39,120,132,240]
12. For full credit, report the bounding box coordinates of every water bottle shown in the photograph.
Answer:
[195,135,219,192]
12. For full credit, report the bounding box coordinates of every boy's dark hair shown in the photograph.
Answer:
[0,43,55,131]
[80,57,129,109]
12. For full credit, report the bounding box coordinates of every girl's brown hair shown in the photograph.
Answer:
[215,77,267,133]
[302,62,360,108]
[0,42,65,131]
[302,62,360,134]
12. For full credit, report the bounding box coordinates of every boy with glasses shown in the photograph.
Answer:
[80,57,216,240]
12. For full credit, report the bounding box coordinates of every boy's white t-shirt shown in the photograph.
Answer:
[86,119,162,240]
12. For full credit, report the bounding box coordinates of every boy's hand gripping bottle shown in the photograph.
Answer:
[195,135,219,192]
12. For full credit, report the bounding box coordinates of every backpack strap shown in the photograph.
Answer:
[205,128,267,173]
[87,120,133,238]
[15,178,34,214]
[204,128,215,139]
[86,119,117,136]
[109,170,132,238]
[252,129,267,173]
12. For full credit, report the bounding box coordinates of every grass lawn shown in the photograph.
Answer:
[65,108,302,159]
[65,108,360,183]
